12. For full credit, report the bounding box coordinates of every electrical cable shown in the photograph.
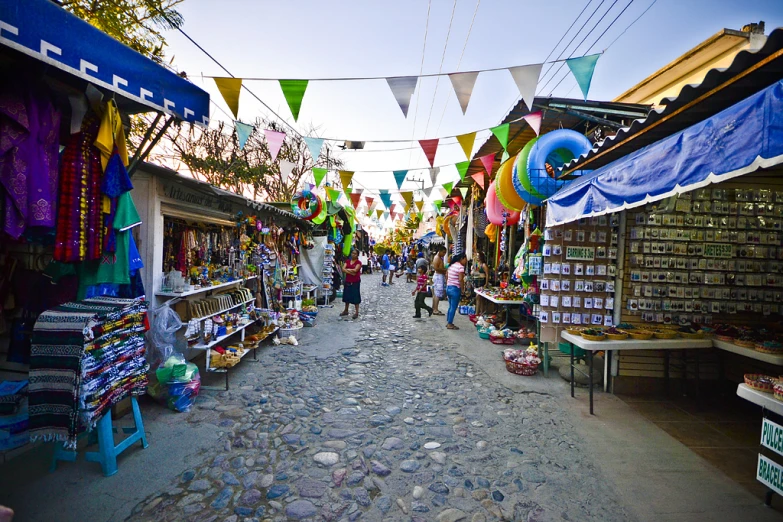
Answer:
[406,0,433,172]
[423,0,459,136]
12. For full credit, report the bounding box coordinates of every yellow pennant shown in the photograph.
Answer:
[456,132,476,160]
[339,170,354,192]
[213,78,243,119]
[401,191,413,209]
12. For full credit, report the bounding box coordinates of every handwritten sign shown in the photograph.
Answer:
[566,246,595,261]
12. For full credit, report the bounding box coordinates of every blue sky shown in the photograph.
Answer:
[164,0,783,193]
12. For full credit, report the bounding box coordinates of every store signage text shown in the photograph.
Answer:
[566,246,595,261]
[163,184,233,212]
[762,418,783,457]
[703,243,734,258]
[757,454,783,497]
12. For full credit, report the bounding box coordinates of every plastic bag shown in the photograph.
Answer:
[147,305,183,370]
[147,362,201,413]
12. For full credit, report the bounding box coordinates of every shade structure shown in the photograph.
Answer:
[546,79,783,226]
[0,0,210,125]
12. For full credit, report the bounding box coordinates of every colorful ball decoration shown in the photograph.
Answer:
[494,154,527,212]
[484,181,520,226]
[290,189,322,220]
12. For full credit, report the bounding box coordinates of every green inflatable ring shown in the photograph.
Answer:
[514,137,546,200]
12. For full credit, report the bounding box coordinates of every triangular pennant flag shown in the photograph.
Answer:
[401,192,413,209]
[349,193,362,208]
[339,170,354,192]
[490,123,510,150]
[456,132,476,160]
[264,129,286,162]
[386,76,418,117]
[459,187,468,198]
[393,170,408,189]
[312,167,327,187]
[280,160,296,181]
[455,161,470,182]
[471,172,485,190]
[279,79,309,121]
[418,139,439,167]
[425,186,435,200]
[566,53,601,101]
[439,187,449,199]
[448,72,479,114]
[415,200,424,212]
[365,197,374,208]
[501,150,510,163]
[429,167,440,185]
[478,154,494,177]
[235,121,254,150]
[213,78,242,118]
[443,182,453,195]
[327,188,341,202]
[434,200,443,212]
[383,211,390,220]
[379,190,393,209]
[376,209,383,219]
[508,63,543,111]
[522,111,543,136]
[417,212,423,220]
[303,137,324,161]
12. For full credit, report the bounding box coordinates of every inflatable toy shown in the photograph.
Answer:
[494,154,527,212]
[485,181,520,226]
[290,190,322,220]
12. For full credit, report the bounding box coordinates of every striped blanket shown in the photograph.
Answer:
[29,297,147,449]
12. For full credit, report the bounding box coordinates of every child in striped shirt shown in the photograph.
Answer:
[411,266,433,318]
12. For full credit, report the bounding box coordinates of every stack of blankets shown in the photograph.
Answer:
[29,297,149,449]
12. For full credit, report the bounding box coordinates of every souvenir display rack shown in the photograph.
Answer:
[321,243,336,302]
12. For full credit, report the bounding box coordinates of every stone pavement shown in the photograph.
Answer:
[126,274,631,522]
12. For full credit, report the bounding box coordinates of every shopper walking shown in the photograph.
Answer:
[341,249,362,319]
[446,252,467,330]
[431,246,447,315]
[411,266,433,318]
[381,249,391,286]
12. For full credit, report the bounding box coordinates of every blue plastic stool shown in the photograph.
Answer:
[51,396,148,476]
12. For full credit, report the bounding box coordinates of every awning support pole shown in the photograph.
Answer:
[129,114,175,176]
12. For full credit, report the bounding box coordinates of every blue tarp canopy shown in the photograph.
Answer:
[0,0,210,126]
[417,231,444,246]
[546,79,783,226]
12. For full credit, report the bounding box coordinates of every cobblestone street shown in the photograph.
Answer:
[128,274,631,522]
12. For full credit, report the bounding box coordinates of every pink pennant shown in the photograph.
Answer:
[418,139,439,167]
[365,197,374,207]
[479,154,495,177]
[522,111,542,136]
[264,129,286,162]
[451,196,463,206]
[350,193,362,208]
[471,172,485,189]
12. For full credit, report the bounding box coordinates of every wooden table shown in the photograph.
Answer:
[473,289,526,328]
[561,331,713,414]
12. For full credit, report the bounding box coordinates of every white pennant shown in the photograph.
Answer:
[280,160,296,180]
[508,63,543,111]
[429,167,440,185]
[386,76,418,117]
[448,72,479,114]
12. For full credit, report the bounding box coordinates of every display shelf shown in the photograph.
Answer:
[208,327,278,373]
[737,383,783,416]
[183,298,255,326]
[191,320,256,350]
[156,276,257,298]
[713,339,783,366]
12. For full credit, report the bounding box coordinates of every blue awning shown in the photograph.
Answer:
[0,0,210,126]
[546,79,783,226]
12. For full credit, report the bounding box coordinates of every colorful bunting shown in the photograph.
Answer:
[417,212,423,221]
[365,196,374,207]
[459,187,468,198]
[418,139,439,167]
[433,200,443,212]
[312,167,327,187]
[303,137,324,161]
[386,76,418,117]
[213,77,242,118]
[448,72,479,115]
[327,187,341,202]
[455,161,470,182]
[501,150,510,163]
[522,111,542,136]
[442,182,454,195]
[401,192,413,209]
[566,54,601,101]
[478,154,494,177]
[456,132,476,160]
[491,123,510,150]
[508,63,543,111]
[280,160,296,181]
[429,167,440,185]
[415,200,424,212]
[376,209,383,219]
[264,129,286,162]
[379,190,393,209]
[471,172,485,189]
[393,170,408,189]
[339,170,354,192]
[349,193,362,208]
[279,79,309,121]
[235,121,254,150]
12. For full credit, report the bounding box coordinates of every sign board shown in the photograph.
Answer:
[703,243,734,258]
[762,418,783,458]
[565,246,595,261]
[160,182,234,213]
[757,454,783,497]
[528,255,542,276]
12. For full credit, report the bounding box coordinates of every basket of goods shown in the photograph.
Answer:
[515,327,537,345]
[714,325,738,342]
[744,374,778,393]
[503,344,542,376]
[653,329,678,339]
[774,382,783,402]
[299,312,317,327]
[756,340,783,354]
[617,323,635,330]
[580,328,606,342]
[678,326,704,339]
[278,312,304,340]
[564,327,583,335]
[469,314,479,324]
[734,330,759,349]
[628,330,654,340]
[478,327,492,340]
[490,329,516,345]
[605,327,628,341]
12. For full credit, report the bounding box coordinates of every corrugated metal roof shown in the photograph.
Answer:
[562,27,783,173]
